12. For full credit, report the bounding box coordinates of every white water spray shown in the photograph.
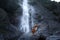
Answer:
[20,0,30,33]
[30,6,35,28]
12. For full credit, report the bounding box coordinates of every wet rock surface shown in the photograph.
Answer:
[0,0,60,40]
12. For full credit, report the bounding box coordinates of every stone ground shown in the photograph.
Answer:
[18,31,40,40]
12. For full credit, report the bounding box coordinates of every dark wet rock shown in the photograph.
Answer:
[0,8,22,40]
[10,7,22,26]
[0,0,22,26]
[0,0,19,13]
[29,0,60,38]
[47,20,60,35]
[0,34,4,40]
[0,24,22,40]
[0,8,9,28]
[38,35,46,40]
[0,0,22,40]
[0,0,60,40]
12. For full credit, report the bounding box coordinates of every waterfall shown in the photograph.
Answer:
[20,0,30,33]
[30,6,35,28]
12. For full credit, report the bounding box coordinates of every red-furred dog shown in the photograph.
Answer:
[32,24,38,35]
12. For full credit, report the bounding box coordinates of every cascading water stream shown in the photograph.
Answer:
[20,0,30,33]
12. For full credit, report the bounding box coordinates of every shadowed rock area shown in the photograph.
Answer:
[0,0,22,40]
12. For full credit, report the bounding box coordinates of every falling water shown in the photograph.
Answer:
[30,6,35,28]
[20,0,30,33]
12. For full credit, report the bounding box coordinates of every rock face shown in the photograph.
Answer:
[0,8,22,40]
[0,0,60,40]
[0,0,22,39]
[0,0,22,26]
[0,8,8,40]
[29,0,60,40]
[0,8,9,27]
